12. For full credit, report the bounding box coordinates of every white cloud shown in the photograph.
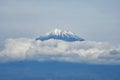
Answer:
[0,38,120,64]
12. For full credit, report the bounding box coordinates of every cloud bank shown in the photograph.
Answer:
[0,38,120,64]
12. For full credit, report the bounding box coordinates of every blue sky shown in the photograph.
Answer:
[0,0,120,44]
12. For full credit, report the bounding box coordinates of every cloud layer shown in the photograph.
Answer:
[0,38,120,64]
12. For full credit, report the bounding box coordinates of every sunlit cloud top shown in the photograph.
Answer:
[0,38,120,64]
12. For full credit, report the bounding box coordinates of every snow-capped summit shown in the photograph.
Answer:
[50,28,62,36]
[36,28,85,41]
[46,28,74,36]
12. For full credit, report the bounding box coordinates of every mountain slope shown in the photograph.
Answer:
[36,29,84,41]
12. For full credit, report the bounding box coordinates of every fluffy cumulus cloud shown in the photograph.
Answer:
[0,38,120,64]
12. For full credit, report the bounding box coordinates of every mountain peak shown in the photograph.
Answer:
[36,29,85,42]
[46,28,74,36]
[46,28,63,36]
[53,28,62,33]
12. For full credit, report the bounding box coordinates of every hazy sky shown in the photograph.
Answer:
[0,0,120,44]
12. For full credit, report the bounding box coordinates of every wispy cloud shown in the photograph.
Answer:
[0,38,120,64]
